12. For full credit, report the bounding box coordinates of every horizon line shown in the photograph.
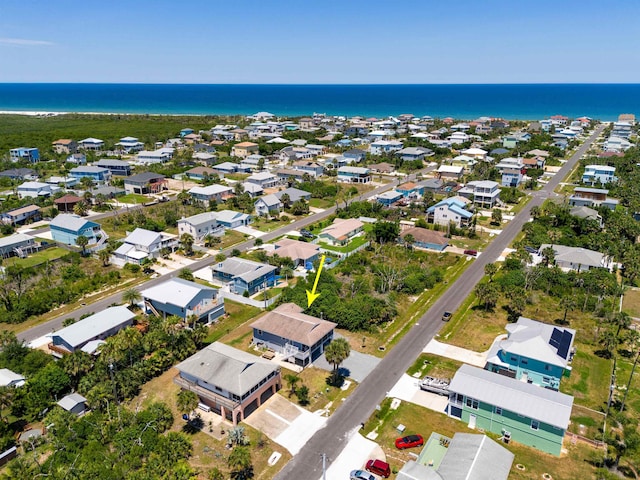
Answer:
[1,82,640,86]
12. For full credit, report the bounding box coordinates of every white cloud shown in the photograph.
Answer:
[0,37,54,46]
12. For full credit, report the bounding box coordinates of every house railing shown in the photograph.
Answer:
[174,376,241,412]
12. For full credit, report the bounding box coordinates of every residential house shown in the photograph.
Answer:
[241,182,264,197]
[49,306,136,354]
[377,190,403,206]
[255,194,283,216]
[188,184,233,203]
[569,187,618,210]
[116,136,144,153]
[269,238,320,267]
[177,212,223,243]
[50,214,106,248]
[211,257,277,295]
[368,162,395,174]
[418,178,443,193]
[17,181,58,199]
[251,303,336,367]
[299,117,315,129]
[274,187,311,204]
[0,168,37,181]
[337,166,370,183]
[46,176,77,188]
[193,152,217,165]
[69,165,112,184]
[184,166,217,181]
[136,148,174,164]
[124,172,167,194]
[582,165,617,186]
[570,205,603,228]
[370,140,403,155]
[96,159,132,176]
[57,393,88,415]
[54,194,83,213]
[277,168,307,184]
[52,139,77,155]
[485,317,575,390]
[426,197,473,228]
[538,244,612,272]
[604,136,633,152]
[460,147,488,161]
[231,142,259,158]
[183,133,202,144]
[437,165,464,181]
[113,228,178,264]
[397,432,514,480]
[10,147,40,163]
[240,155,265,171]
[447,364,573,456]
[246,172,279,189]
[502,132,530,149]
[174,342,281,425]
[78,138,104,151]
[179,128,194,137]
[396,182,424,199]
[448,131,470,144]
[396,147,433,162]
[611,122,633,139]
[343,149,367,163]
[0,369,26,388]
[141,278,225,323]
[66,153,87,165]
[457,180,501,208]
[214,210,252,228]
[89,185,126,199]
[400,227,448,251]
[0,233,37,259]
[495,157,524,187]
[318,218,364,246]
[292,160,324,178]
[1,205,40,225]
[523,156,545,170]
[211,162,239,175]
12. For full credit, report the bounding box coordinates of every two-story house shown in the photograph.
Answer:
[188,184,233,203]
[78,138,105,151]
[582,165,617,186]
[495,157,524,187]
[112,228,178,264]
[369,140,403,156]
[177,212,223,243]
[50,214,107,248]
[211,257,277,295]
[17,181,58,199]
[457,180,501,208]
[116,136,145,153]
[96,159,132,176]
[485,317,575,390]
[69,166,112,184]
[10,147,40,163]
[52,139,77,155]
[124,172,167,195]
[246,172,279,189]
[337,166,370,183]
[426,197,473,228]
[569,187,618,210]
[231,142,259,158]
[292,160,324,178]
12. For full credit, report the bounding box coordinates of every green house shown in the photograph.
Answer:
[447,364,573,456]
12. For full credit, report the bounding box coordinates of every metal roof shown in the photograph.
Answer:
[212,257,276,284]
[50,306,135,349]
[123,228,161,247]
[437,433,514,480]
[449,365,573,429]
[141,278,215,309]
[50,214,99,232]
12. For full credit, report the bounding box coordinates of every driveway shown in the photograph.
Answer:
[387,373,449,414]
[321,428,384,480]
[234,225,267,238]
[243,393,327,455]
[423,338,487,367]
[313,349,381,383]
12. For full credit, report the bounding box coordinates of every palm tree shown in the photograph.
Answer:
[612,311,631,337]
[61,351,93,389]
[284,373,300,397]
[280,265,294,283]
[176,389,199,418]
[324,338,351,385]
[116,326,142,366]
[228,446,253,480]
[403,234,415,249]
[0,386,14,423]
[484,262,498,281]
[177,190,191,205]
[73,201,88,216]
[98,248,111,266]
[280,193,291,209]
[76,235,89,255]
[559,296,577,324]
[180,233,194,256]
[123,287,141,308]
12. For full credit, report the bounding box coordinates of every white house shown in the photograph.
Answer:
[113,228,178,265]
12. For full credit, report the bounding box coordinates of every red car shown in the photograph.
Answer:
[395,434,424,449]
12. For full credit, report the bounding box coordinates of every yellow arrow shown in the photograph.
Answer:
[306,254,326,307]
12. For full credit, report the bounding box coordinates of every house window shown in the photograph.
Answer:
[531,420,540,430]
[510,356,517,362]
[495,406,502,415]
[466,397,479,410]
[545,364,552,371]
[521,358,528,365]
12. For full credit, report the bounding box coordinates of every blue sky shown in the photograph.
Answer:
[1,0,639,83]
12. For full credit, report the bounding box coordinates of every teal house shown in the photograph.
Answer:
[447,364,573,456]
[485,317,575,390]
[50,214,106,247]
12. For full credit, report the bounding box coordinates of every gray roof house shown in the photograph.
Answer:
[123,172,166,195]
[255,194,283,216]
[177,212,223,243]
[57,393,88,415]
[246,172,279,188]
[174,342,281,425]
[538,244,613,272]
[397,432,514,480]
[0,368,25,388]
[273,187,312,204]
[0,233,37,259]
[49,306,136,354]
[113,228,178,265]
[211,257,277,295]
[140,277,225,323]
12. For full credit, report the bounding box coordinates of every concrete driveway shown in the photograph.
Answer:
[234,225,267,237]
[321,428,384,480]
[423,338,487,367]
[243,393,327,455]
[387,373,449,414]
[313,349,381,383]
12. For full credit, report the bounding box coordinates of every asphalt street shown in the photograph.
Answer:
[275,125,605,479]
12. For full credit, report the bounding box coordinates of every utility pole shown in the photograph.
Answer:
[321,453,326,480]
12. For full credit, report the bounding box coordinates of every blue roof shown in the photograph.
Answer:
[426,198,473,218]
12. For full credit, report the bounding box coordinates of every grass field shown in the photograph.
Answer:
[3,246,69,268]
[622,288,640,318]
[117,193,150,204]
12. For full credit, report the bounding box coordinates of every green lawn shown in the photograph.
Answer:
[203,300,261,344]
[309,198,334,209]
[117,193,150,204]
[318,235,368,254]
[5,246,69,268]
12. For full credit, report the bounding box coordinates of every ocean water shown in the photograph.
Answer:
[0,83,638,121]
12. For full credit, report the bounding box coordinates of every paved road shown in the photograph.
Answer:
[275,126,605,479]
[17,172,431,343]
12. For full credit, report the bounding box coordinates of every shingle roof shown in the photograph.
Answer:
[188,184,233,196]
[320,218,364,241]
[178,211,218,228]
[176,342,279,397]
[271,239,319,262]
[126,172,165,183]
[401,227,448,246]
[449,365,573,429]
[213,257,276,283]
[539,244,605,268]
[0,233,34,250]
[251,303,336,347]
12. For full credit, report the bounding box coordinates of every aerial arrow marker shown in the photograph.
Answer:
[306,254,326,307]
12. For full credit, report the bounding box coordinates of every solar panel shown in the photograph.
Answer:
[557,331,573,359]
[549,328,563,349]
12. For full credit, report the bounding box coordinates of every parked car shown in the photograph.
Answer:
[442,311,452,322]
[395,434,424,449]
[350,470,376,480]
[463,249,478,256]
[524,246,537,254]
[300,229,315,239]
[366,459,391,478]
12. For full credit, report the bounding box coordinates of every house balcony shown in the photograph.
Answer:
[174,376,241,412]
[186,297,225,320]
